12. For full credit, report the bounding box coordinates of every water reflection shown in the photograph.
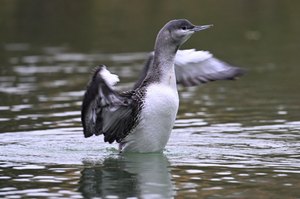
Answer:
[0,123,299,198]
[1,157,299,198]
[80,154,173,198]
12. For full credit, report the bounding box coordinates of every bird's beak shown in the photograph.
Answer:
[192,24,213,32]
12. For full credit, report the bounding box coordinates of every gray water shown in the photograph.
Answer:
[0,1,300,198]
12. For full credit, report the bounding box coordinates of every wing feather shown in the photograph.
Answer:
[174,49,245,86]
[81,65,141,143]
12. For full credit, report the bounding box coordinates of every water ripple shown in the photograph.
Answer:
[0,122,299,171]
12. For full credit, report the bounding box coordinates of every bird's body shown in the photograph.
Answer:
[81,19,244,153]
[121,83,179,152]
[121,62,179,152]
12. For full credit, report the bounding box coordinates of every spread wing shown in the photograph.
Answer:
[133,49,245,89]
[81,65,141,143]
[174,49,245,86]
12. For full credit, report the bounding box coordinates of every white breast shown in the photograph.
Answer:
[121,83,179,153]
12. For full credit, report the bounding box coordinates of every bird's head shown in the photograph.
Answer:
[155,19,213,53]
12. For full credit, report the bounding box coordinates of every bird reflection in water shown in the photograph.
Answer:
[79,153,173,198]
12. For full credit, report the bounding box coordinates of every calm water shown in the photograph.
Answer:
[1,1,300,198]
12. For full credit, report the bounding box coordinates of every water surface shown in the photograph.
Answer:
[1,1,300,198]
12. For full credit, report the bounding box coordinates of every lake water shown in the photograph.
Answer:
[0,1,300,198]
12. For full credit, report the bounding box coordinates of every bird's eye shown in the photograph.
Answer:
[181,26,187,30]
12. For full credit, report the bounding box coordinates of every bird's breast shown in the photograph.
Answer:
[121,83,179,152]
[143,83,179,118]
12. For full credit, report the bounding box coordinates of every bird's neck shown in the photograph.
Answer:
[153,50,176,69]
[153,33,179,65]
[142,31,180,87]
[149,46,178,87]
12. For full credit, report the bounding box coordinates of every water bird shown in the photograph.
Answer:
[81,19,244,153]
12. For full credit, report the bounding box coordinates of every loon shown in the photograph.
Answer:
[81,19,244,153]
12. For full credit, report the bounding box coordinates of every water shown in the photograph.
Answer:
[1,1,300,198]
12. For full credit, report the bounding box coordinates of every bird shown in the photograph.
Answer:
[81,19,244,153]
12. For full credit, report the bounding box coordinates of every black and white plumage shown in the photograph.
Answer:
[81,65,143,144]
[81,19,245,153]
